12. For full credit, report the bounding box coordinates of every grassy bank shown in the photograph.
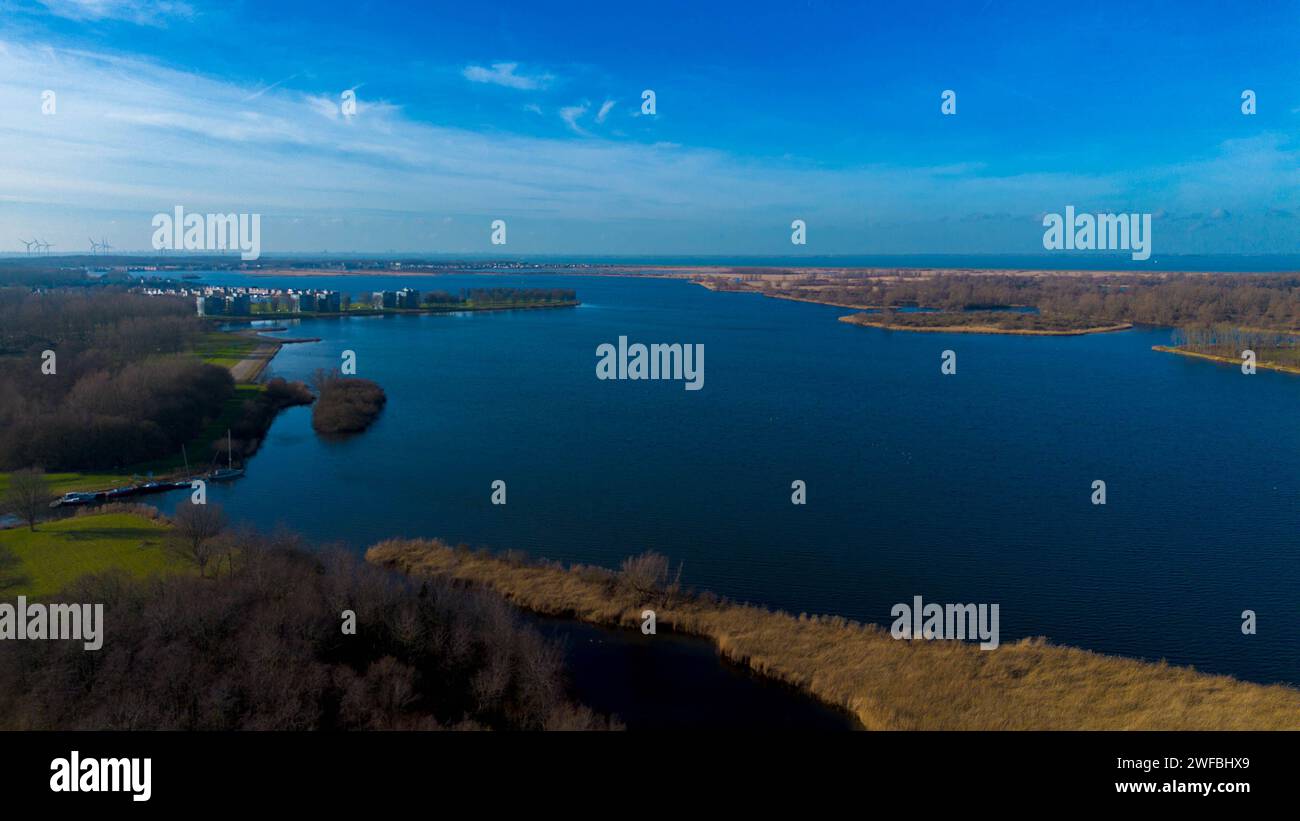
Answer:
[0,472,132,498]
[194,331,260,370]
[0,511,185,599]
[367,539,1300,730]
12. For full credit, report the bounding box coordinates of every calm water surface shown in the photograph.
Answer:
[531,616,855,730]
[161,271,1300,685]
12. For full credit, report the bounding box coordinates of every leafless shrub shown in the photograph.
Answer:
[76,502,164,520]
[166,503,228,578]
[618,548,676,600]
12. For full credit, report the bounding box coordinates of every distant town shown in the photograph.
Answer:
[133,284,405,316]
[131,281,579,317]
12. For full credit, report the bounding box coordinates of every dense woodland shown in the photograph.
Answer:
[0,532,614,730]
[0,288,233,470]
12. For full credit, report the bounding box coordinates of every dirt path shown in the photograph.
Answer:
[228,341,282,383]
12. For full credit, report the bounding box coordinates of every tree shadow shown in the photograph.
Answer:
[63,528,162,542]
[0,546,31,595]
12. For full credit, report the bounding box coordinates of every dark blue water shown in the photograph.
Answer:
[164,271,1300,686]
[532,616,855,730]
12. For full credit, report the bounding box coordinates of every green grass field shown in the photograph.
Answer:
[0,471,131,498]
[0,513,188,599]
[193,331,260,369]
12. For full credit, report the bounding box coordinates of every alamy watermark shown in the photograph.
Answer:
[596,335,703,390]
[0,596,103,651]
[50,751,150,802]
[891,595,999,650]
[152,206,261,260]
[1042,205,1151,261]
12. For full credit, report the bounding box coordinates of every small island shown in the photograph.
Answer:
[311,371,387,434]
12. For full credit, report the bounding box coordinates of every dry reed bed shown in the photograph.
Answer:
[367,539,1300,730]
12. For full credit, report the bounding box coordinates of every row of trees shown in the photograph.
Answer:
[0,263,92,288]
[1170,324,1300,361]
[418,287,577,306]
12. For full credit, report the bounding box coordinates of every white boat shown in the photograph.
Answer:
[207,430,244,481]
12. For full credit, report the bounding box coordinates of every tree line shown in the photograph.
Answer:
[419,287,577,306]
[1171,324,1300,365]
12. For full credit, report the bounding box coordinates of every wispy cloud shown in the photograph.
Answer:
[242,73,303,102]
[37,0,195,27]
[0,41,1297,255]
[559,101,589,135]
[595,99,615,124]
[461,62,553,90]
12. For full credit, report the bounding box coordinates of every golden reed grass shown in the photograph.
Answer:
[367,539,1300,730]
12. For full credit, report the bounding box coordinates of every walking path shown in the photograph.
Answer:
[228,341,282,383]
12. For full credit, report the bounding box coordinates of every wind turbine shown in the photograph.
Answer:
[39,240,54,255]
[89,237,101,255]
[99,237,113,254]
[19,238,35,255]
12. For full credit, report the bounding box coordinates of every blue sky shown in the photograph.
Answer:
[2,0,1299,256]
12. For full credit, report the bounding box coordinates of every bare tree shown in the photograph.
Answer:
[3,467,55,531]
[168,503,227,578]
[618,551,670,598]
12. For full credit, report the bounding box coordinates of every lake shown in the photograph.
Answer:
[531,616,856,730]
[161,271,1300,686]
